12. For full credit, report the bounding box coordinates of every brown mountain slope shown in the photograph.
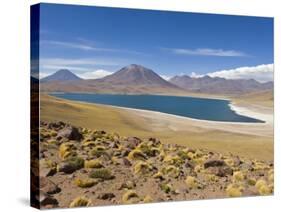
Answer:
[41,64,185,94]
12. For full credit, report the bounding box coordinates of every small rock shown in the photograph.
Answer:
[148,137,161,146]
[122,158,132,167]
[118,181,136,190]
[108,142,118,149]
[184,161,194,169]
[98,193,115,200]
[121,149,130,157]
[233,156,242,166]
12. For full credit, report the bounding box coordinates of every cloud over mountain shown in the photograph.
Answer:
[77,69,113,79]
[190,64,273,82]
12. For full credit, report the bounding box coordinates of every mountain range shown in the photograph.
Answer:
[169,75,273,94]
[40,64,273,95]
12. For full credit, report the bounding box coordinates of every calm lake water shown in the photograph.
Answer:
[51,93,263,123]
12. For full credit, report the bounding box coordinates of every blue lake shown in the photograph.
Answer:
[51,93,263,123]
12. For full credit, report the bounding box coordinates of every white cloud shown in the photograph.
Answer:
[41,40,116,52]
[39,57,128,74]
[160,75,172,80]
[39,72,50,79]
[190,72,204,78]
[41,40,145,55]
[40,58,122,68]
[189,64,273,82]
[77,70,113,79]
[165,48,248,57]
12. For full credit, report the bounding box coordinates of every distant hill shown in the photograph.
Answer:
[41,69,82,82]
[40,64,184,94]
[169,75,273,94]
[234,89,274,107]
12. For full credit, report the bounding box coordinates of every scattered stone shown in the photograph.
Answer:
[38,121,274,208]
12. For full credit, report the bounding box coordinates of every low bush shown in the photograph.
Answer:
[69,196,91,208]
[89,168,114,180]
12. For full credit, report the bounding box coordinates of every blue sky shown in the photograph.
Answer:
[38,3,274,82]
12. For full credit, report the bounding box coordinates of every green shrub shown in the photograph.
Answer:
[160,183,173,193]
[91,146,107,157]
[162,165,180,178]
[89,168,114,180]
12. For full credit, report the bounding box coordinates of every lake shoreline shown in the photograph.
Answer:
[49,94,273,136]
[50,93,264,124]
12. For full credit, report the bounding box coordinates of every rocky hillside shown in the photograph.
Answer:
[37,121,274,208]
[97,64,176,87]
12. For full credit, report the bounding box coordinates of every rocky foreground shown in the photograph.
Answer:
[37,121,274,208]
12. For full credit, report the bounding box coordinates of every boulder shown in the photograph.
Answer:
[57,126,82,141]
[204,159,226,169]
[207,166,233,177]
[39,193,59,207]
[124,137,142,149]
[40,177,61,194]
[47,121,65,130]
[40,167,56,177]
